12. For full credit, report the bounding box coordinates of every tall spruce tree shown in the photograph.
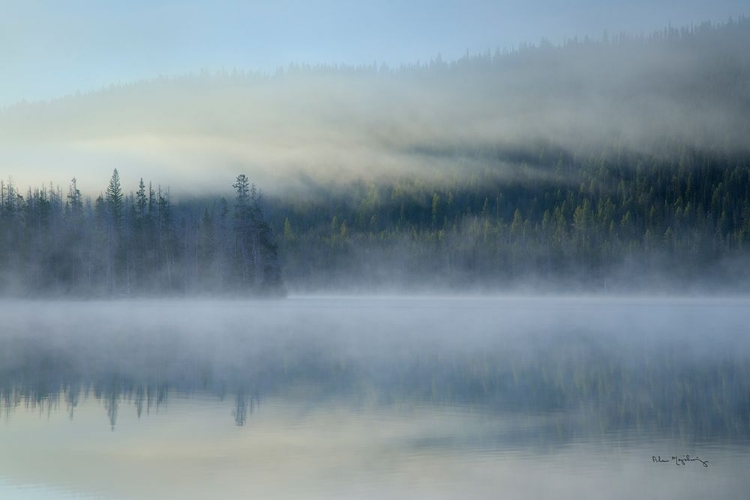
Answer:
[106,169,124,230]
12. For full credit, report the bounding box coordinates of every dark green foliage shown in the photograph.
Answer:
[0,172,284,297]
[231,175,283,291]
[268,145,750,291]
[2,20,749,293]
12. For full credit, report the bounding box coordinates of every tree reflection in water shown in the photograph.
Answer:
[1,323,749,446]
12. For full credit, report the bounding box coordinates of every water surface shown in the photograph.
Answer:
[1,297,749,499]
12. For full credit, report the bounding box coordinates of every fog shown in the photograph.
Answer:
[2,297,749,437]
[3,14,750,500]
[1,20,748,196]
[2,272,748,497]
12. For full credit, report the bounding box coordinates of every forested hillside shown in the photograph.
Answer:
[263,19,750,292]
[2,19,750,293]
[0,171,283,296]
[270,144,750,291]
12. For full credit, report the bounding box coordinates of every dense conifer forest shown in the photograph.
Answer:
[0,171,283,296]
[7,146,746,294]
[269,19,750,291]
[270,144,750,291]
[2,18,750,293]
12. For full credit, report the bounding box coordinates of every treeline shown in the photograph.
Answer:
[2,19,749,293]
[272,144,750,291]
[0,171,283,296]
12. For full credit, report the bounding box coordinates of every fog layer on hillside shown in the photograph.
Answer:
[1,20,748,196]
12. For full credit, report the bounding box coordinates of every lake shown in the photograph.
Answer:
[1,296,749,499]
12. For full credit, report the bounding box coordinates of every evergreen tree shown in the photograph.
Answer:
[106,169,124,230]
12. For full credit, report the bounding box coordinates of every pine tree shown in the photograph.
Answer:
[232,174,254,286]
[106,169,124,230]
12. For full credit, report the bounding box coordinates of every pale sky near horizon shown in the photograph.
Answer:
[2,0,748,107]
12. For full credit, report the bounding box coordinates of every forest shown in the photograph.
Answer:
[2,18,750,294]
[5,142,748,294]
[270,143,750,291]
[0,171,283,296]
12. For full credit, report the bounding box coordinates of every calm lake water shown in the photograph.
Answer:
[1,296,749,499]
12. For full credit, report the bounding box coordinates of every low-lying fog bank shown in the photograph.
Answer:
[1,296,749,437]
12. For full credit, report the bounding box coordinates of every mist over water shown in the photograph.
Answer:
[2,13,750,500]
[4,296,749,427]
[3,20,750,296]
[2,296,749,499]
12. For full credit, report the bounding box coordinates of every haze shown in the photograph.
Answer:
[3,5,750,497]
[1,2,748,196]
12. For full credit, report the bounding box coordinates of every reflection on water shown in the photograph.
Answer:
[1,297,750,499]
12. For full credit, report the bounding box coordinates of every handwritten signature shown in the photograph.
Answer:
[652,455,708,467]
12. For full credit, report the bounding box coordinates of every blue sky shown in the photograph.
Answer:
[2,0,748,106]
